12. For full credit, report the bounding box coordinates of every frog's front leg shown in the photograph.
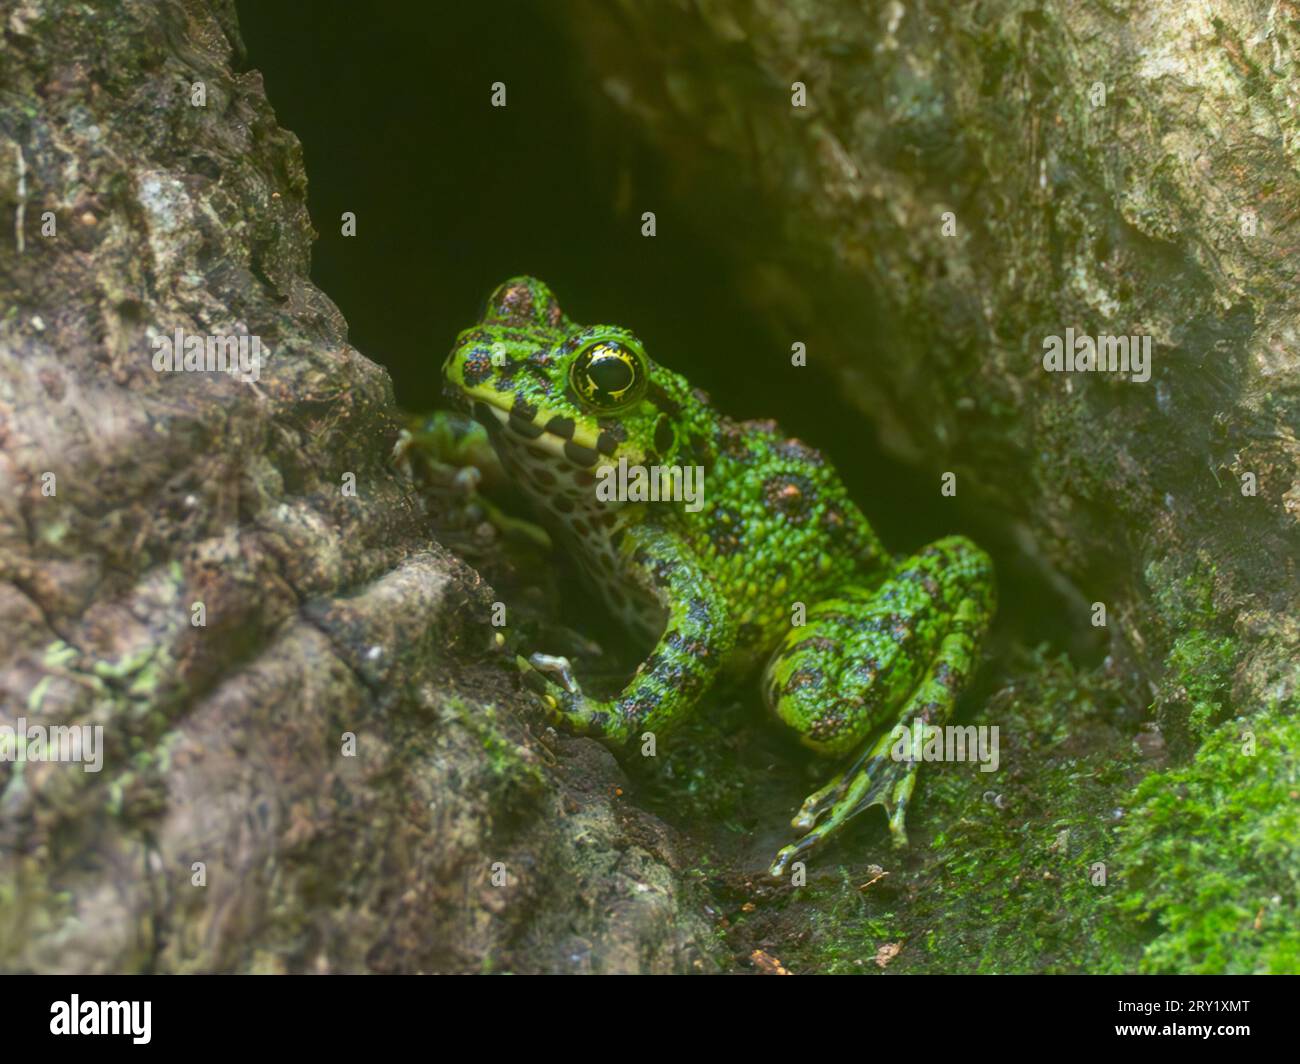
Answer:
[393,410,503,484]
[395,411,551,549]
[518,524,734,744]
[765,535,995,877]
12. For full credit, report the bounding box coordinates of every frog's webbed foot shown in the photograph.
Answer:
[516,653,611,737]
[764,536,995,879]
[769,730,918,878]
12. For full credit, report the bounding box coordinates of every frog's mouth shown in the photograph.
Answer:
[466,395,626,470]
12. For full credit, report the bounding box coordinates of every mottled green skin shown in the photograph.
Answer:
[441,278,996,874]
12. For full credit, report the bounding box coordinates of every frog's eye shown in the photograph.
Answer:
[569,339,647,411]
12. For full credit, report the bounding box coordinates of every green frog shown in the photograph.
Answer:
[435,277,995,876]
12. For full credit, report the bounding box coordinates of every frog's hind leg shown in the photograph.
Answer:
[764,536,995,877]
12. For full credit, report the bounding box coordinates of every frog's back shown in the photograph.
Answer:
[674,415,889,664]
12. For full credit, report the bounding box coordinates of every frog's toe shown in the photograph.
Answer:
[516,654,569,709]
[769,839,816,880]
[789,773,846,831]
[452,465,483,493]
[390,428,416,468]
[525,652,580,694]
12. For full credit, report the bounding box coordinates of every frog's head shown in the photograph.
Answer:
[443,277,714,511]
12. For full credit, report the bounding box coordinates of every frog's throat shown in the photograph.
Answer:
[471,397,638,611]
[468,397,623,512]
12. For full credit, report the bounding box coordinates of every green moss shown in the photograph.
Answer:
[1116,707,1300,973]
[799,868,904,974]
[442,697,546,799]
[783,629,1294,975]
[92,645,156,682]
[774,621,1294,967]
[25,675,53,712]
[1164,631,1236,740]
[1145,554,1218,628]
[1144,554,1241,743]
[1119,553,1300,971]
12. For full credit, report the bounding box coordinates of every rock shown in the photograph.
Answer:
[0,0,718,974]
